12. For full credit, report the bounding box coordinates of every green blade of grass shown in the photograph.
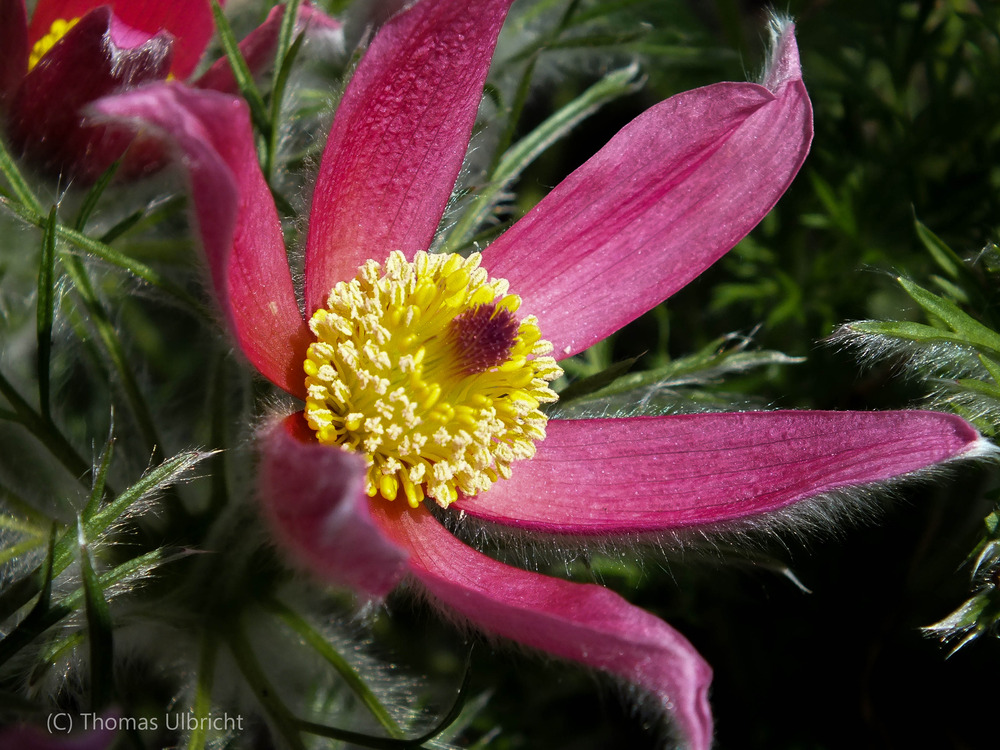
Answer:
[0,130,44,215]
[74,160,121,231]
[78,520,114,711]
[186,630,219,750]
[36,207,58,422]
[84,421,115,519]
[210,0,270,135]
[267,598,402,738]
[60,255,162,462]
[0,195,206,314]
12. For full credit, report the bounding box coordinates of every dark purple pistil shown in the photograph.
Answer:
[448,302,519,375]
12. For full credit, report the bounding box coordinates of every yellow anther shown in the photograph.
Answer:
[29,17,82,71]
[379,474,399,501]
[496,294,521,313]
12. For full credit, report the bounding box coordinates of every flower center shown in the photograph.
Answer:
[29,17,81,71]
[304,251,561,508]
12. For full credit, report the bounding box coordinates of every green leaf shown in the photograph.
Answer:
[487,0,583,177]
[268,599,402,738]
[0,449,206,623]
[0,547,187,667]
[60,254,162,461]
[36,207,58,421]
[0,508,48,537]
[0,131,44,216]
[0,536,48,567]
[930,274,971,305]
[228,623,306,750]
[264,0,304,177]
[83,450,210,539]
[0,526,57,666]
[848,319,996,353]
[0,367,92,482]
[84,421,115,519]
[601,336,802,397]
[266,30,307,179]
[186,631,218,750]
[294,649,474,748]
[210,0,270,136]
[78,520,114,711]
[0,195,205,313]
[557,355,641,403]
[953,376,1000,401]
[74,160,121,231]
[898,277,1000,355]
[97,207,147,245]
[914,214,966,281]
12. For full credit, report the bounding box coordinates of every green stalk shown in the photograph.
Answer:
[267,598,402,737]
[186,630,219,750]
[228,622,306,750]
[36,208,57,421]
[60,254,163,462]
[0,195,206,315]
[0,132,44,215]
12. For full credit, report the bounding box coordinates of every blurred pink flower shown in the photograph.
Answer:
[94,1,985,747]
[0,0,339,181]
[0,716,116,750]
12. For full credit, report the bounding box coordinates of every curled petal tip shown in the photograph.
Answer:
[762,16,802,93]
[258,416,408,599]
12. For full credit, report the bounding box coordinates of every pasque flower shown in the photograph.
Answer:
[0,0,339,181]
[94,1,986,746]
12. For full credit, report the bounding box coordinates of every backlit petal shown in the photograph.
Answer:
[372,502,713,750]
[8,7,171,181]
[28,0,219,79]
[482,22,812,359]
[91,84,309,396]
[259,415,408,598]
[0,0,28,102]
[304,0,513,313]
[455,411,983,534]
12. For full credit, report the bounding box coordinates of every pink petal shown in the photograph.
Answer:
[304,0,514,313]
[7,6,172,181]
[0,0,28,103]
[29,0,220,80]
[481,22,812,359]
[195,2,343,94]
[371,502,713,750]
[455,411,983,534]
[258,414,408,598]
[91,83,309,396]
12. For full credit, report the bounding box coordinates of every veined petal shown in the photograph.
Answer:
[91,84,309,397]
[259,414,408,598]
[455,411,984,534]
[304,0,513,313]
[482,21,812,359]
[7,7,171,181]
[0,0,28,103]
[28,0,220,79]
[196,2,343,94]
[372,502,713,750]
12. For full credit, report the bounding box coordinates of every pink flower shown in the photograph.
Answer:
[0,717,116,749]
[0,0,340,181]
[93,1,985,747]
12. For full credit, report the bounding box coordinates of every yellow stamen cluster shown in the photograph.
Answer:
[304,251,561,508]
[29,18,81,71]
